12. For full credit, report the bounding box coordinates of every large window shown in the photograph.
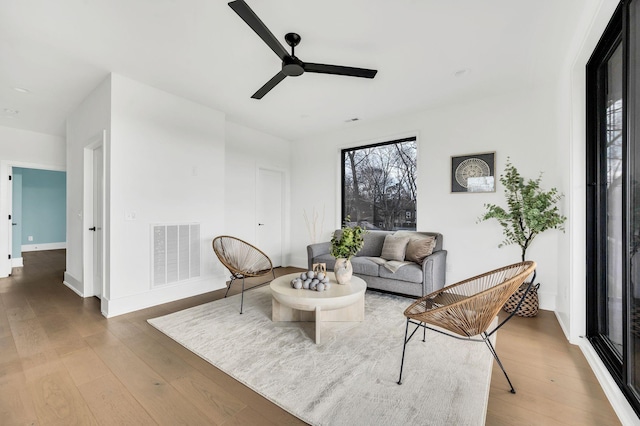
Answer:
[341,137,417,231]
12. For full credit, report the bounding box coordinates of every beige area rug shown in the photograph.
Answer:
[148,286,494,426]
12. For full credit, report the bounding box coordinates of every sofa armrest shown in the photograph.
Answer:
[421,250,447,296]
[307,242,331,270]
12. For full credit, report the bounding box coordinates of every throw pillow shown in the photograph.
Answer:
[380,235,410,262]
[405,236,436,264]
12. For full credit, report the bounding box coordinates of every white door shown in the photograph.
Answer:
[11,170,22,265]
[256,168,283,267]
[92,146,104,298]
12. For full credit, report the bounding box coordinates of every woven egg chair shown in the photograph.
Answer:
[397,261,537,394]
[212,236,276,314]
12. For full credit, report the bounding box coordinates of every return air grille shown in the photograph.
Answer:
[152,223,201,287]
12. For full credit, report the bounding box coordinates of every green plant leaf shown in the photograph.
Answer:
[477,159,567,261]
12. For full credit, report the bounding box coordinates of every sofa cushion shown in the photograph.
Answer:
[314,254,336,271]
[350,257,380,277]
[378,262,423,284]
[313,254,379,277]
[380,235,410,261]
[405,235,436,264]
[395,230,443,252]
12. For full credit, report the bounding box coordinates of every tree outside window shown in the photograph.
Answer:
[342,137,417,231]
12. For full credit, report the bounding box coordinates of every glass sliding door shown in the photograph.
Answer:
[587,0,640,414]
[629,0,640,396]
[605,42,624,357]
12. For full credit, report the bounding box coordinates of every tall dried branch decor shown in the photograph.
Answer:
[303,206,325,244]
[478,159,567,261]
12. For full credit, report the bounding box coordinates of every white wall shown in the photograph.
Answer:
[0,126,66,276]
[224,121,291,258]
[66,75,112,296]
[557,0,620,344]
[66,73,228,316]
[105,74,227,316]
[290,86,563,310]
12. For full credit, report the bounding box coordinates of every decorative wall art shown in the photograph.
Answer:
[451,152,496,193]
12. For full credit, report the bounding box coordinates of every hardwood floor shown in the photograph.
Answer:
[0,250,622,425]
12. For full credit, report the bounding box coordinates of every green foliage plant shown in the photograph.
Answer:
[478,159,567,261]
[330,217,367,259]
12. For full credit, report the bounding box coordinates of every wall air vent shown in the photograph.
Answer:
[152,223,201,287]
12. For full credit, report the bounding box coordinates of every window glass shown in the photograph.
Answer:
[342,137,417,231]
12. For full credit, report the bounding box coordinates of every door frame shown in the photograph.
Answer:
[82,131,107,299]
[255,165,289,267]
[0,160,66,277]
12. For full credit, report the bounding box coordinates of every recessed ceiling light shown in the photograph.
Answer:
[13,87,30,94]
[453,69,470,77]
[3,108,19,115]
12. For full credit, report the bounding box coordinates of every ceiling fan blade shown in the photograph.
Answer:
[252,71,287,99]
[228,0,289,60]
[304,63,377,79]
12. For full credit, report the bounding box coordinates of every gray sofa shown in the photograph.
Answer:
[307,230,447,297]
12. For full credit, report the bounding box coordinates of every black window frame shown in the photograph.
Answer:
[340,136,417,231]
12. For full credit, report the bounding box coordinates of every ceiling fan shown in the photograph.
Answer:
[228,0,378,99]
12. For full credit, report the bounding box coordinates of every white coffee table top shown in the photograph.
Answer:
[270,272,366,312]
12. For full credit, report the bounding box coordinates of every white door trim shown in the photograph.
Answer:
[82,131,106,299]
[0,160,66,277]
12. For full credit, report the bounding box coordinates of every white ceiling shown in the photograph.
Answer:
[0,0,590,141]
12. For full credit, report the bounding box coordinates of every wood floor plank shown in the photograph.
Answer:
[223,405,279,426]
[0,250,624,426]
[28,370,99,425]
[61,346,111,387]
[0,299,12,338]
[170,370,248,425]
[3,292,37,322]
[78,374,157,426]
[10,317,53,357]
[0,360,39,426]
[85,332,215,425]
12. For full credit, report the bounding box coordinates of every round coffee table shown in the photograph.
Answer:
[270,272,367,344]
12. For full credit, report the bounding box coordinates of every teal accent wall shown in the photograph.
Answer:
[15,168,67,246]
[11,170,23,257]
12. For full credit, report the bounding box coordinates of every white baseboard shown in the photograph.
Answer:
[11,257,23,268]
[22,242,67,252]
[102,276,226,318]
[579,339,639,425]
[63,271,84,297]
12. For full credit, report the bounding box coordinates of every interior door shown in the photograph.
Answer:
[11,170,22,264]
[92,145,104,298]
[256,168,283,267]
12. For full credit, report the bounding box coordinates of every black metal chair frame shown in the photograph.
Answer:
[223,269,276,314]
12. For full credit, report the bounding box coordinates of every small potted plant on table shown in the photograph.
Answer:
[478,159,566,316]
[330,217,367,284]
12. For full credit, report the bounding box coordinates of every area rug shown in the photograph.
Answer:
[148,286,494,426]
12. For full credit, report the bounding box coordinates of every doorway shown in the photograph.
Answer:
[0,162,67,277]
[83,132,106,299]
[256,167,284,267]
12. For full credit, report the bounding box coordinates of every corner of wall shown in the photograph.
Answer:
[63,271,84,297]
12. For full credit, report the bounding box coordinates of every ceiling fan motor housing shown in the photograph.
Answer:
[282,56,304,77]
